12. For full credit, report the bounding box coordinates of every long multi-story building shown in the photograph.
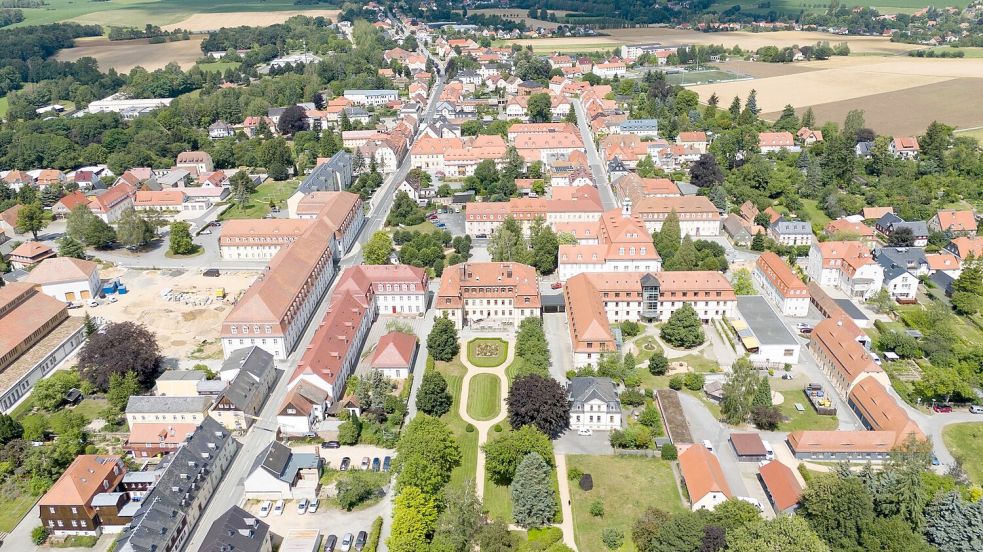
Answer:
[754,252,809,317]
[464,185,603,237]
[634,196,721,237]
[808,315,888,397]
[409,134,509,177]
[436,262,541,329]
[333,265,430,315]
[558,200,662,281]
[807,241,883,301]
[506,122,585,164]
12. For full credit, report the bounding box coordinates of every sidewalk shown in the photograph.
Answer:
[458,338,513,499]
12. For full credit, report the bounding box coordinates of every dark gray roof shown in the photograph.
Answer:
[254,441,320,483]
[540,293,565,307]
[930,271,954,294]
[568,377,620,413]
[200,506,270,552]
[298,151,353,195]
[608,158,628,173]
[770,218,811,235]
[619,119,659,132]
[833,298,868,321]
[876,256,914,282]
[260,441,291,478]
[219,348,275,412]
[735,296,798,346]
[874,247,927,269]
[116,418,237,552]
[157,370,206,381]
[676,181,699,196]
[877,212,904,227]
[640,272,661,287]
[723,214,752,238]
[895,220,929,236]
[125,395,213,414]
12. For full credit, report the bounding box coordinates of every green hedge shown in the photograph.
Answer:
[365,516,383,552]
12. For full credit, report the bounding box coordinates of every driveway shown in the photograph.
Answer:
[543,313,574,382]
[553,429,614,455]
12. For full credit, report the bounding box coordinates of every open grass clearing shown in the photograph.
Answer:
[466,373,502,422]
[777,390,838,432]
[568,455,686,552]
[467,338,508,368]
[633,335,663,364]
[799,198,833,228]
[0,485,39,533]
[435,357,479,493]
[484,475,513,522]
[666,69,746,85]
[942,422,983,485]
[219,180,298,220]
[196,61,240,74]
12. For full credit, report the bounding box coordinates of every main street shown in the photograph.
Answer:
[181,66,445,552]
[572,98,616,211]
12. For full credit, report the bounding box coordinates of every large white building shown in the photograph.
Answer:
[735,295,802,366]
[807,242,884,302]
[635,196,721,237]
[333,264,430,315]
[435,262,541,329]
[557,201,662,282]
[23,257,101,303]
[343,89,398,106]
[754,252,810,317]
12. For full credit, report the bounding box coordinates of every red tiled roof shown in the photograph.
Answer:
[371,332,418,369]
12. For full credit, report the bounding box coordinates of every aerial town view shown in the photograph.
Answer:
[1,0,983,551]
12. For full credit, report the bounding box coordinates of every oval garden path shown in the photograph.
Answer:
[458,337,513,499]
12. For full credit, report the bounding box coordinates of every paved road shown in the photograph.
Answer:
[572,98,616,211]
[181,68,446,552]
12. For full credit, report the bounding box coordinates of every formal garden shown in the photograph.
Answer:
[467,338,509,368]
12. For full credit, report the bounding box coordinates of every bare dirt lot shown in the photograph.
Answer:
[161,9,340,32]
[469,8,573,29]
[72,267,259,359]
[54,36,206,72]
[507,28,920,55]
[689,56,983,133]
[715,59,823,78]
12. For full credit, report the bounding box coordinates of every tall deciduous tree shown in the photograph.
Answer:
[529,218,559,275]
[511,452,557,528]
[106,371,142,411]
[416,369,452,417]
[77,322,161,391]
[116,208,154,248]
[489,216,529,263]
[654,210,681,261]
[727,516,828,552]
[515,317,550,373]
[57,236,86,259]
[689,154,723,188]
[15,202,47,240]
[732,268,755,295]
[720,357,760,424]
[432,482,483,552]
[363,231,394,264]
[393,415,461,496]
[483,425,554,484]
[427,316,460,362]
[277,105,309,135]
[527,93,552,123]
[507,375,570,438]
[800,473,875,551]
[659,304,705,349]
[388,486,439,552]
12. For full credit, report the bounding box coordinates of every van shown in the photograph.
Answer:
[702,439,714,452]
[763,440,775,460]
[970,405,983,414]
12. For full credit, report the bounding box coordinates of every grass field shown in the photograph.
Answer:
[665,70,746,86]
[484,475,513,522]
[11,0,339,29]
[942,423,983,484]
[0,97,8,120]
[436,356,480,493]
[219,180,298,220]
[926,47,983,58]
[633,335,662,364]
[776,390,838,432]
[196,61,240,74]
[955,127,983,142]
[568,455,686,552]
[466,373,502,422]
[799,198,832,228]
[0,487,39,532]
[467,338,508,368]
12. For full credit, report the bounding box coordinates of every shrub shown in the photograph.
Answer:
[620,320,643,337]
[601,528,624,549]
[579,473,593,491]
[365,516,383,552]
[620,388,645,406]
[750,405,782,430]
[668,375,684,390]
[590,500,605,517]
[683,372,705,391]
[566,370,577,380]
[465,423,476,433]
[32,526,48,545]
[567,466,583,481]
[493,423,503,432]
[660,443,678,460]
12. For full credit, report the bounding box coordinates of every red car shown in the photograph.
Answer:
[551,282,562,289]
[933,404,953,413]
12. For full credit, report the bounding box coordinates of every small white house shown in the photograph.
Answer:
[679,444,732,511]
[23,257,101,302]
[568,377,622,431]
[370,331,418,380]
[277,381,328,436]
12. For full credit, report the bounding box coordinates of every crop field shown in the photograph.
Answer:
[54,36,205,72]
[467,9,574,30]
[8,0,339,29]
[708,0,967,16]
[691,56,983,135]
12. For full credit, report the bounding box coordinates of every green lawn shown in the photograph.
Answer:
[667,69,744,86]
[71,398,109,421]
[466,373,502,422]
[11,0,330,28]
[942,423,983,484]
[505,356,528,385]
[925,47,983,58]
[633,335,663,364]
[0,96,8,120]
[467,338,508,368]
[436,357,479,493]
[799,198,832,228]
[0,488,39,533]
[396,220,438,233]
[676,354,720,373]
[484,476,513,522]
[777,390,838,432]
[218,180,298,220]
[195,61,241,74]
[568,455,686,552]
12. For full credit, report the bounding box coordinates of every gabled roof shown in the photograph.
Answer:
[678,445,732,503]
[39,455,124,510]
[569,377,620,412]
[24,257,98,286]
[371,331,418,369]
[200,506,270,552]
[758,460,802,511]
[934,209,977,233]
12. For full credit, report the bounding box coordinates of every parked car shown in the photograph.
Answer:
[382,456,392,472]
[66,302,82,309]
[702,439,714,452]
[361,457,370,470]
[971,405,983,414]
[933,404,953,413]
[203,268,220,277]
[340,457,351,471]
[781,373,794,380]
[273,500,284,516]
[87,300,99,307]
[577,428,592,436]
[200,229,212,235]
[321,440,341,449]
[307,498,320,513]
[108,296,117,303]
[355,531,368,551]
[435,222,446,228]
[341,533,354,552]
[551,282,562,289]
[258,501,272,518]
[372,457,381,471]
[795,323,813,333]
[325,535,337,552]
[297,498,309,514]
[932,455,941,466]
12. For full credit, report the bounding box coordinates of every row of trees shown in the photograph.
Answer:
[489,217,561,275]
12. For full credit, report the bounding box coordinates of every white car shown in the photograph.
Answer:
[297,498,309,515]
[577,428,593,436]
[341,533,354,552]
[257,501,272,518]
[702,439,714,452]
[307,498,320,513]
[273,499,284,516]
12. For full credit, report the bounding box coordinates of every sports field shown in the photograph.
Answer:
[9,0,339,29]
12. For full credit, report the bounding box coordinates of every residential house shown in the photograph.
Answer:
[768,218,813,246]
[208,121,235,139]
[124,423,198,458]
[243,441,321,500]
[862,207,894,221]
[435,262,541,329]
[945,235,983,259]
[618,119,660,138]
[825,218,876,247]
[370,331,417,380]
[890,136,919,159]
[209,347,278,431]
[39,455,127,536]
[199,506,271,552]
[568,377,622,431]
[679,444,732,511]
[343,89,398,106]
[114,418,238,552]
[175,151,214,175]
[8,241,55,269]
[676,131,708,153]
[876,256,920,302]
[929,209,977,236]
[723,214,753,247]
[88,184,135,223]
[758,132,797,153]
[754,252,809,317]
[124,395,214,427]
[277,381,329,436]
[807,241,884,301]
[0,204,20,235]
[808,316,888,397]
[633,196,721,237]
[52,190,90,218]
[24,257,101,303]
[796,127,823,145]
[875,212,929,247]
